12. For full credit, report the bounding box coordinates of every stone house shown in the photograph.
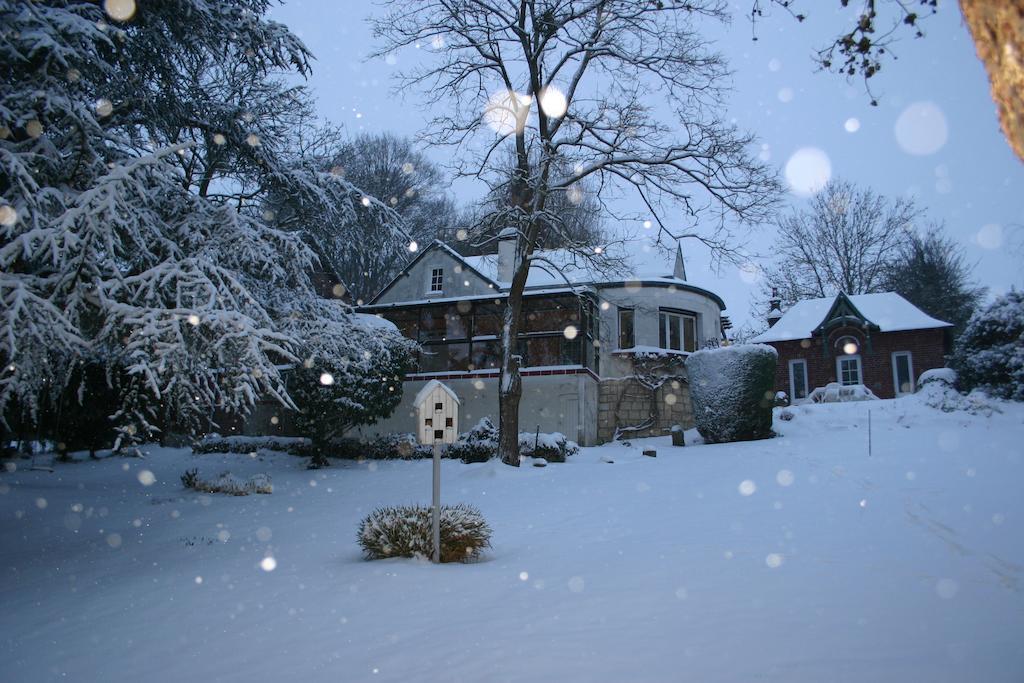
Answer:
[751,292,952,401]
[354,233,729,445]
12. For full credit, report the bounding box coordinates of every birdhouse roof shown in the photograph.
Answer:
[413,379,461,407]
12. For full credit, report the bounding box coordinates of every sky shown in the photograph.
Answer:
[268,0,1023,329]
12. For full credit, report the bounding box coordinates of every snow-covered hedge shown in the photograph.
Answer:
[357,504,491,563]
[180,469,273,496]
[192,436,314,456]
[687,344,777,444]
[918,368,957,387]
[952,291,1024,401]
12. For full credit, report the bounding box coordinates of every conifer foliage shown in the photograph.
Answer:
[0,1,408,448]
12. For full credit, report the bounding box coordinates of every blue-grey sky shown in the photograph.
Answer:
[270,1,1023,328]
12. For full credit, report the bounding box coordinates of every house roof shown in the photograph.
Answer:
[751,292,952,343]
[367,239,726,310]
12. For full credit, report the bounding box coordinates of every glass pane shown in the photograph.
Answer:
[683,316,696,352]
[418,344,446,373]
[419,308,447,341]
[445,308,469,339]
[659,313,667,348]
[669,315,681,351]
[470,339,501,370]
[896,354,911,393]
[618,309,634,349]
[447,343,470,371]
[525,337,560,367]
[793,361,807,399]
[473,304,502,336]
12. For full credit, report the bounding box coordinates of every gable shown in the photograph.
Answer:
[370,242,498,305]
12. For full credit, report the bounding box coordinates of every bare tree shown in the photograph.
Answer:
[762,179,920,307]
[327,133,458,302]
[373,0,780,466]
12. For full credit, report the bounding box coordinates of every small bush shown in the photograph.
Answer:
[518,431,578,463]
[952,290,1024,401]
[193,436,314,457]
[357,504,492,563]
[180,469,273,495]
[448,418,498,463]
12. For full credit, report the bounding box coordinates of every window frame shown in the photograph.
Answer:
[658,309,698,353]
[788,358,809,401]
[617,307,635,350]
[836,354,863,386]
[891,351,914,396]
[428,267,444,294]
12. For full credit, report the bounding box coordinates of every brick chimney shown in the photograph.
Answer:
[767,288,783,328]
[496,227,519,283]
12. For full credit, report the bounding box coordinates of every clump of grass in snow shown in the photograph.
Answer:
[357,504,491,563]
[180,468,272,496]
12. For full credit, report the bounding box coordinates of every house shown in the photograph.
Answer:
[751,291,952,402]
[355,232,729,445]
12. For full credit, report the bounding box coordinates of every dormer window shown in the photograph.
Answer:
[429,267,443,294]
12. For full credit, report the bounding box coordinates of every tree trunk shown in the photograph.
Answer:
[498,268,526,467]
[960,0,1024,162]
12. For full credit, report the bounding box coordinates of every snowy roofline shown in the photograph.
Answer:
[366,240,726,310]
[412,379,461,406]
[751,292,952,343]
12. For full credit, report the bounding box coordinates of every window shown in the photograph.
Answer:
[429,267,443,293]
[618,308,635,349]
[837,355,862,386]
[658,310,697,352]
[789,359,809,401]
[892,351,914,396]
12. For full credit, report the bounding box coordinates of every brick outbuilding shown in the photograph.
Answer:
[752,292,952,401]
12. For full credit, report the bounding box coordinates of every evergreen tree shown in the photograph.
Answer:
[952,290,1024,401]
[884,226,986,337]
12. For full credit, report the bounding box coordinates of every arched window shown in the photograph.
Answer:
[834,335,860,356]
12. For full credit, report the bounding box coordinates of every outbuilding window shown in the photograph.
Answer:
[837,355,862,386]
[618,308,635,349]
[892,351,914,395]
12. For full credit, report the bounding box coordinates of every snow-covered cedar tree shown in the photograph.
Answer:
[687,344,778,444]
[357,504,492,563]
[951,290,1024,401]
[287,314,415,468]
[0,1,406,449]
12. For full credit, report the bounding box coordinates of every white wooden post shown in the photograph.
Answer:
[432,439,441,564]
[413,380,460,564]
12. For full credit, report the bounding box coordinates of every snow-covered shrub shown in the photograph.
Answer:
[192,436,314,456]
[687,344,777,444]
[518,431,579,463]
[951,290,1024,401]
[778,408,795,421]
[808,383,878,403]
[918,368,957,388]
[357,504,491,563]
[180,469,273,496]
[288,318,415,468]
[448,418,498,463]
[916,371,1002,416]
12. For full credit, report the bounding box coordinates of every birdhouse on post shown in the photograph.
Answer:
[414,380,460,445]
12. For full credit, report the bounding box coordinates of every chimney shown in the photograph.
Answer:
[767,288,783,328]
[496,227,519,283]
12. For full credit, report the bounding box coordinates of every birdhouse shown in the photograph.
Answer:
[414,380,460,445]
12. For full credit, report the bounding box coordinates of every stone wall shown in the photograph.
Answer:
[597,376,694,443]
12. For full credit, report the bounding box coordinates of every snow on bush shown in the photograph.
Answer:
[687,344,777,444]
[807,383,879,403]
[518,431,579,463]
[952,290,1024,401]
[918,368,957,387]
[180,469,273,496]
[357,504,491,563]
[448,418,498,463]
[193,436,313,456]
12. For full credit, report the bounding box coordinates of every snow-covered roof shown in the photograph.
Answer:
[413,379,461,407]
[751,292,952,343]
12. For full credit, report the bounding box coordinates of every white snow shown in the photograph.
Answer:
[752,292,953,343]
[1,397,1022,682]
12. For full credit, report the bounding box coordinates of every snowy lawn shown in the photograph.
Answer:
[2,398,1022,683]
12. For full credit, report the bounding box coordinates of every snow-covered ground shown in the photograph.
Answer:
[2,396,1022,683]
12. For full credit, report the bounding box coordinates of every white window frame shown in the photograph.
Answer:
[428,267,444,294]
[617,307,635,350]
[658,310,698,352]
[836,354,862,386]
[788,358,809,402]
[892,351,914,396]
